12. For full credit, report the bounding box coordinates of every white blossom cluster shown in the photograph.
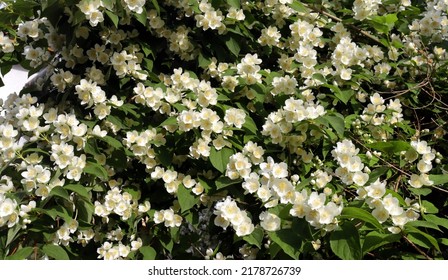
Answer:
[214,196,255,236]
[357,179,420,233]
[360,93,403,128]
[0,0,447,260]
[406,140,439,189]
[352,0,382,21]
[332,139,370,187]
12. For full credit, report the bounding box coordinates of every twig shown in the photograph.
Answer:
[431,185,448,194]
[307,5,384,46]
[349,135,412,177]
[403,235,433,260]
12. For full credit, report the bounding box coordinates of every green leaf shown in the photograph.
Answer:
[6,224,21,247]
[64,184,90,200]
[341,207,383,231]
[406,220,442,232]
[322,84,347,104]
[289,1,308,13]
[409,187,432,196]
[209,147,234,173]
[42,244,69,260]
[39,205,73,222]
[134,8,147,26]
[370,14,398,34]
[21,148,50,156]
[334,89,354,105]
[242,114,258,135]
[428,174,448,186]
[140,246,157,260]
[405,226,440,251]
[268,229,301,259]
[177,185,199,213]
[83,161,109,180]
[323,113,345,138]
[227,0,240,8]
[424,214,448,230]
[105,10,119,28]
[215,176,242,190]
[76,199,94,224]
[421,200,439,214]
[362,231,401,256]
[243,227,264,249]
[225,35,241,57]
[366,166,388,185]
[99,135,124,150]
[150,0,160,14]
[49,186,70,201]
[330,222,362,260]
[159,116,178,127]
[6,247,34,260]
[366,141,411,154]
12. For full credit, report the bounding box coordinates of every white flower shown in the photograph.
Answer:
[317,202,341,224]
[408,174,423,188]
[365,179,386,199]
[382,194,403,216]
[0,198,16,217]
[307,192,326,210]
[372,206,389,223]
[259,211,281,231]
[224,108,246,129]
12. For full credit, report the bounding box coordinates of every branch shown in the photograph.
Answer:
[403,235,433,260]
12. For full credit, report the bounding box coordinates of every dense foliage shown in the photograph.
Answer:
[0,0,448,260]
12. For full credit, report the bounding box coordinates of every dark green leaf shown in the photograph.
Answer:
[268,229,301,259]
[215,176,242,190]
[209,147,234,173]
[407,220,442,232]
[99,135,123,150]
[405,226,440,251]
[242,114,258,135]
[42,244,70,260]
[323,113,345,138]
[362,231,400,255]
[366,167,388,185]
[76,199,94,224]
[243,226,264,249]
[49,186,70,201]
[83,161,109,180]
[134,8,147,26]
[225,35,241,57]
[424,214,448,230]
[341,207,383,231]
[105,10,119,28]
[64,184,90,200]
[330,222,362,260]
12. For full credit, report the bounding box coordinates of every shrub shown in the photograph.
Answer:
[0,0,447,260]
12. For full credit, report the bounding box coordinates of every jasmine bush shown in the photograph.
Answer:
[0,0,447,260]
